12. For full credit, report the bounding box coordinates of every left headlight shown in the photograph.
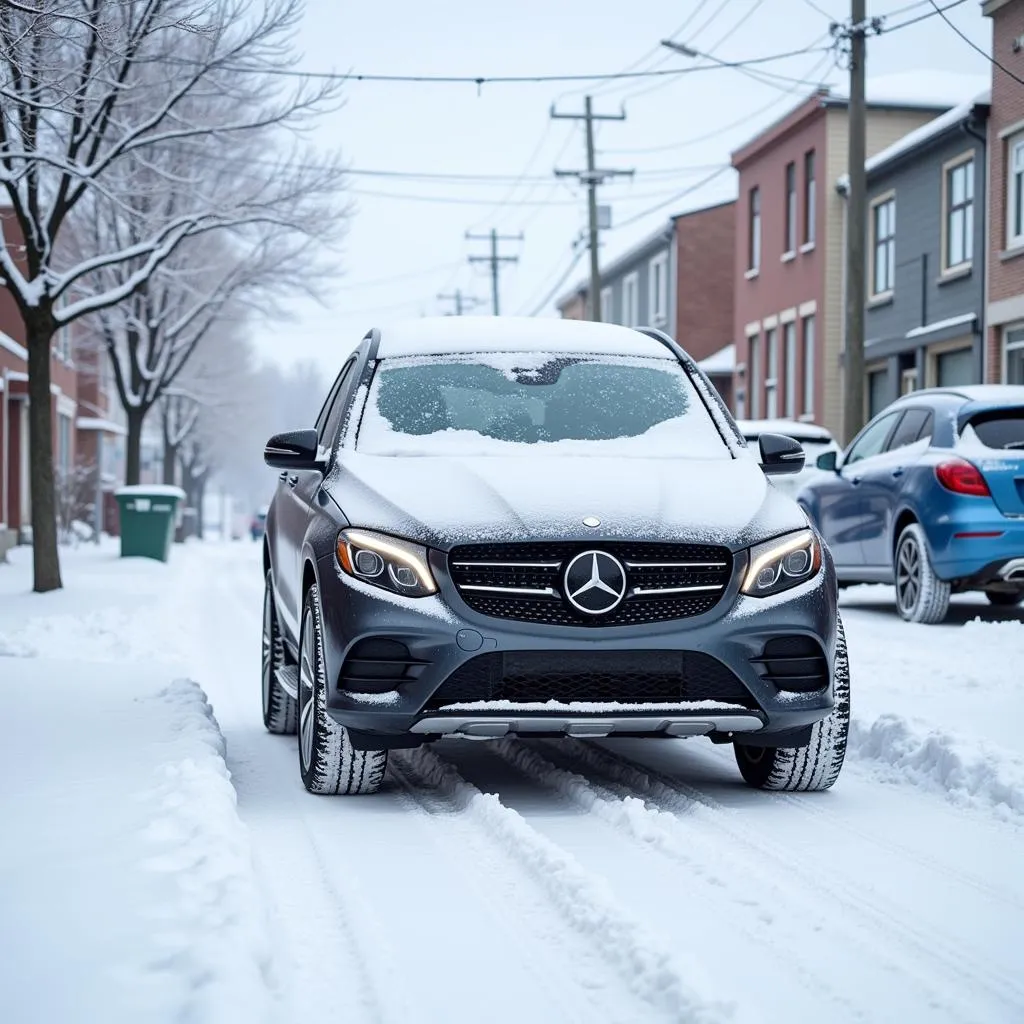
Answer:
[336,528,437,597]
[741,528,821,597]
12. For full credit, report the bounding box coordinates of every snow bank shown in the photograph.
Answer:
[848,715,1024,820]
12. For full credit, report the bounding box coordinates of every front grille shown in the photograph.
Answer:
[338,638,428,693]
[752,635,828,693]
[425,650,757,709]
[448,541,732,626]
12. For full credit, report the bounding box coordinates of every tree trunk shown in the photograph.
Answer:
[25,310,63,592]
[125,407,145,486]
[163,436,178,486]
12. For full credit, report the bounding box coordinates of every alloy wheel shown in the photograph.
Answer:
[298,609,317,772]
[896,534,921,616]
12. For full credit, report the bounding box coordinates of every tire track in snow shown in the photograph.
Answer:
[393,744,743,1024]
[552,738,1024,1022]
[180,547,418,1024]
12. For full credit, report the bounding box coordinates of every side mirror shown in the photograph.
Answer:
[759,432,805,476]
[264,429,323,471]
[815,450,839,472]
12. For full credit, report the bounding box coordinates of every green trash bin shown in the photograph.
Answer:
[114,486,185,562]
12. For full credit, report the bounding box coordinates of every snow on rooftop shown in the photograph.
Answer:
[697,343,735,375]
[375,316,673,361]
[829,71,990,110]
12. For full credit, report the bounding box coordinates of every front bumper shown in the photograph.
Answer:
[314,546,840,746]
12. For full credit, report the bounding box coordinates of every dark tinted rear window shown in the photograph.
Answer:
[965,408,1024,450]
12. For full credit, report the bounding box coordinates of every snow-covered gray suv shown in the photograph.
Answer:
[261,317,850,796]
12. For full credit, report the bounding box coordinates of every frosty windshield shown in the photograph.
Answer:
[356,353,730,457]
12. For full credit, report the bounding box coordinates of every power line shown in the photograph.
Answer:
[923,0,1024,85]
[883,0,968,31]
[467,229,523,315]
[437,289,486,316]
[525,248,588,317]
[612,165,734,231]
[202,44,835,87]
[334,261,463,290]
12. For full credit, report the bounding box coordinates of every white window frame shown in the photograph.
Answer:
[869,191,896,300]
[648,252,668,325]
[764,327,778,418]
[900,367,918,395]
[801,314,815,416]
[803,149,816,247]
[941,151,974,273]
[748,186,761,273]
[621,272,639,327]
[1003,323,1024,385]
[748,336,761,419]
[784,161,797,256]
[783,321,797,419]
[600,286,614,324]
[1009,132,1024,251]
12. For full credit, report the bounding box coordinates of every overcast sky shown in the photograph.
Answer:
[253,0,994,381]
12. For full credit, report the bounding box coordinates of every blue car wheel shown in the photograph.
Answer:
[895,523,951,624]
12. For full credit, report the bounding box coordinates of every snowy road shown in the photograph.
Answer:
[180,543,1024,1024]
[2,539,1023,1024]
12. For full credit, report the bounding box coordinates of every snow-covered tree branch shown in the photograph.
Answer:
[0,0,346,591]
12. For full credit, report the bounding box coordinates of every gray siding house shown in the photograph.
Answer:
[839,90,991,417]
[557,222,674,333]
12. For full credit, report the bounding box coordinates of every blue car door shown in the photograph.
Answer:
[815,411,901,569]
[857,408,934,570]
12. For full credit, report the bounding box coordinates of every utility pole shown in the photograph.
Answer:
[551,96,633,322]
[437,289,484,316]
[466,229,523,315]
[843,0,868,445]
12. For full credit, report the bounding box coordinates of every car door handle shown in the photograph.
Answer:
[850,475,862,485]
[891,468,904,478]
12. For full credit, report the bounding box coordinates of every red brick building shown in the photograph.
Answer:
[1,207,124,553]
[731,85,964,443]
[983,0,1024,384]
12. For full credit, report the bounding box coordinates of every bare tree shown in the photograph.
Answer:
[0,0,344,591]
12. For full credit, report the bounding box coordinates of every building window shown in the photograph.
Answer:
[867,368,888,419]
[1009,134,1024,250]
[748,186,761,272]
[736,386,747,419]
[783,321,797,418]
[57,413,72,476]
[622,273,639,327]
[943,154,973,271]
[764,327,778,418]
[901,367,918,395]
[870,193,896,297]
[748,337,760,418]
[1004,325,1024,385]
[784,162,797,255]
[933,346,974,387]
[803,150,816,246]
[801,314,815,416]
[648,253,668,324]
[600,286,614,324]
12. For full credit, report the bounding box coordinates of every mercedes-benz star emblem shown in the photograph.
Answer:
[563,550,627,615]
[582,516,600,528]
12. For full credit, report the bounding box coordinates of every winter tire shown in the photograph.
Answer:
[894,523,950,624]
[262,572,297,735]
[734,616,851,792]
[297,584,388,795]
[986,591,1023,608]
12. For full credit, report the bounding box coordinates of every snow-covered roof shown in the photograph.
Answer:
[76,417,128,436]
[826,71,990,111]
[837,88,991,188]
[375,316,674,360]
[697,343,735,375]
[736,418,834,442]
[904,312,977,340]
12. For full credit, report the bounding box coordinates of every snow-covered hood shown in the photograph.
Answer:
[328,453,805,551]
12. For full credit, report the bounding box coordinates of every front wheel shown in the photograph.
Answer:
[894,523,950,624]
[734,616,851,792]
[262,573,297,735]
[297,585,388,795]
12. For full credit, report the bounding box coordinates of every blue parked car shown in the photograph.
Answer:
[799,386,1024,623]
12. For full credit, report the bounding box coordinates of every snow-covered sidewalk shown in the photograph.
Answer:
[0,544,273,1024]
[1,539,1023,1024]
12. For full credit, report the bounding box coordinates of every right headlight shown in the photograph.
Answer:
[741,528,821,597]
[336,528,437,597]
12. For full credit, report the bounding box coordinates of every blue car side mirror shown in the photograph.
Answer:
[816,450,839,472]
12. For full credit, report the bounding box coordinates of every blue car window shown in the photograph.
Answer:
[845,412,899,464]
[887,409,932,451]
